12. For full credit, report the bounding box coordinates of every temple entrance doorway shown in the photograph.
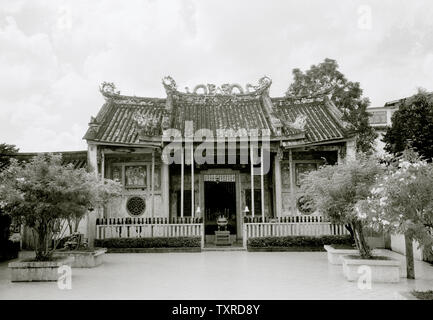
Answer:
[204,178,237,244]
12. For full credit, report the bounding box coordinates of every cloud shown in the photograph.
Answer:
[0,0,433,151]
[0,16,58,101]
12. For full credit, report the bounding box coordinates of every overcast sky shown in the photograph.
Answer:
[1,0,432,152]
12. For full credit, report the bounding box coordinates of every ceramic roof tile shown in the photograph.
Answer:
[272,98,346,143]
[84,83,350,145]
[170,94,271,136]
[84,97,167,144]
[1,151,88,171]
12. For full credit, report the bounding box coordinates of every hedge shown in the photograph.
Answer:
[247,235,353,248]
[0,241,20,261]
[94,237,201,248]
[0,214,20,261]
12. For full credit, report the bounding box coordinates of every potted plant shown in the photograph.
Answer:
[0,154,121,281]
[358,150,433,280]
[300,154,400,281]
[53,232,109,268]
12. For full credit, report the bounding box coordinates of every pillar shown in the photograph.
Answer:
[86,143,98,248]
[151,150,155,218]
[191,143,194,218]
[87,144,98,177]
[273,151,282,218]
[250,143,255,217]
[346,139,356,161]
[260,146,265,221]
[180,146,184,218]
[289,149,296,215]
[162,162,170,218]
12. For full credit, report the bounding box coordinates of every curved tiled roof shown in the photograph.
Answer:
[0,151,88,172]
[84,97,167,144]
[170,94,272,136]
[84,79,352,146]
[272,98,347,143]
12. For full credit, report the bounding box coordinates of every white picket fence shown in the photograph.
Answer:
[96,223,205,248]
[95,218,349,251]
[244,215,327,223]
[242,222,349,248]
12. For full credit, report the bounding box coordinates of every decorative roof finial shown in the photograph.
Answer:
[99,82,120,96]
[161,76,272,96]
[162,76,177,93]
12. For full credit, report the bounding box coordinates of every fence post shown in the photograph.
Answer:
[201,224,204,249]
[243,224,247,249]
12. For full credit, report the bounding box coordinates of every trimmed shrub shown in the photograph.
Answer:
[0,214,20,261]
[0,240,20,261]
[247,235,353,248]
[94,237,201,248]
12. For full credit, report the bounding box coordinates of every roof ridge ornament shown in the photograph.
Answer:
[161,76,272,96]
[162,76,177,93]
[280,114,308,132]
[100,82,120,97]
[252,75,272,94]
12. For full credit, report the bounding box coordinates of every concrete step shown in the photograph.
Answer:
[202,246,246,252]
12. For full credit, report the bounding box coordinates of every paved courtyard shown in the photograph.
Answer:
[1,249,433,299]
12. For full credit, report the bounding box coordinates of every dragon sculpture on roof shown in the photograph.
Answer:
[162,76,272,96]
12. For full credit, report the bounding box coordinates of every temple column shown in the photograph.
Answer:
[289,149,296,215]
[337,144,344,164]
[87,144,98,177]
[346,139,357,160]
[151,151,155,218]
[86,143,98,248]
[101,148,105,182]
[191,143,194,218]
[260,146,265,221]
[250,143,255,217]
[273,151,282,218]
[162,162,170,219]
[180,146,184,218]
[100,148,106,219]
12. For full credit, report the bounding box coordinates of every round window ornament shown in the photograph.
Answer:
[296,195,314,215]
[126,196,146,216]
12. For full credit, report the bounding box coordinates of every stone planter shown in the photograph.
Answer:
[53,248,107,268]
[341,255,401,283]
[324,245,359,265]
[8,256,74,282]
[366,236,385,249]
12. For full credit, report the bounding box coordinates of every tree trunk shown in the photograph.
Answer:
[351,221,372,259]
[35,227,48,261]
[345,224,355,243]
[34,221,53,261]
[74,217,80,233]
[404,232,415,279]
[68,219,73,234]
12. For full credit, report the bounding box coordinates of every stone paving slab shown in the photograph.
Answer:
[0,250,432,299]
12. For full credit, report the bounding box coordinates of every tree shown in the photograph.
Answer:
[300,154,385,258]
[358,150,433,278]
[0,154,121,261]
[383,90,433,161]
[0,143,19,258]
[286,58,377,153]
[0,143,19,168]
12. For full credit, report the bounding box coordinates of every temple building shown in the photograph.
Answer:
[81,76,356,246]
